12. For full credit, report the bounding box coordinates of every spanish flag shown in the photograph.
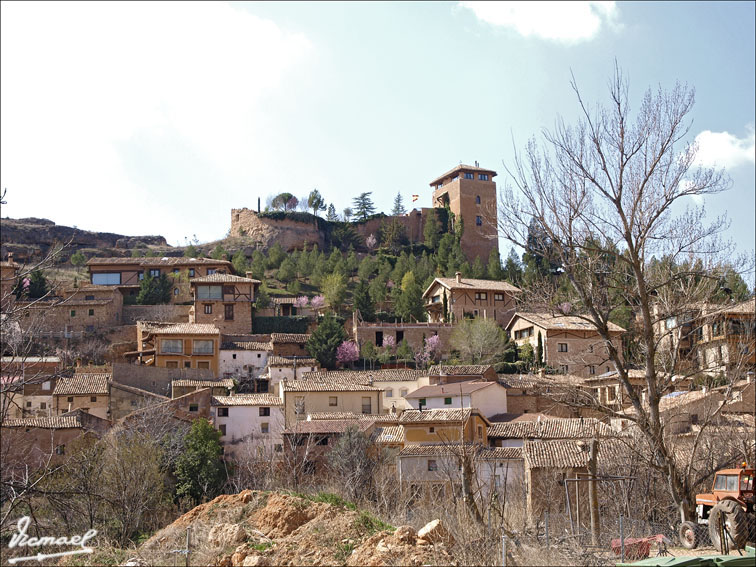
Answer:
[412,194,419,202]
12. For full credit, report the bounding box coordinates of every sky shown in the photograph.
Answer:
[1,1,754,258]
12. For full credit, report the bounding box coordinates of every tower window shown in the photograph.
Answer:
[476,195,481,204]
[476,216,483,226]
[479,174,489,181]
[464,172,474,179]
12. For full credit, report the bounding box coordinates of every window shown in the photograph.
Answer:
[464,172,474,179]
[589,365,596,375]
[475,292,487,301]
[219,424,226,436]
[362,397,372,414]
[558,343,568,352]
[185,361,191,368]
[138,272,144,281]
[385,388,393,398]
[173,268,180,274]
[197,286,223,300]
[26,401,31,408]
[691,413,699,425]
[375,331,383,347]
[166,361,178,368]
[161,339,183,354]
[477,425,483,439]
[67,396,74,403]
[40,402,46,410]
[149,269,160,277]
[494,293,505,301]
[193,340,214,355]
[559,365,569,373]
[207,269,217,275]
[217,407,229,417]
[475,216,482,226]
[42,381,51,390]
[188,268,195,277]
[223,285,234,295]
[400,388,408,397]
[479,174,489,181]
[173,288,179,296]
[259,407,270,417]
[329,396,338,406]
[225,304,234,321]
[92,272,121,285]
[197,361,210,369]
[88,309,94,316]
[419,398,426,407]
[204,304,212,314]
[55,445,65,455]
[85,295,95,300]
[90,396,97,403]
[476,195,481,204]
[70,310,76,317]
[189,404,198,412]
[444,397,452,405]
[396,331,404,343]
[261,422,270,433]
[428,459,438,471]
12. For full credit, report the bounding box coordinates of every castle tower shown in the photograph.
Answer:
[430,163,499,263]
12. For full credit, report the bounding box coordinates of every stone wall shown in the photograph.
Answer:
[121,304,192,325]
[111,362,214,397]
[353,322,454,358]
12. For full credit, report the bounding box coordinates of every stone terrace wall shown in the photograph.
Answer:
[122,305,192,325]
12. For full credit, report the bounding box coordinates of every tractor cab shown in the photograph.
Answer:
[696,465,755,512]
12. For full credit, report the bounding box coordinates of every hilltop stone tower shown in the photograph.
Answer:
[430,163,499,263]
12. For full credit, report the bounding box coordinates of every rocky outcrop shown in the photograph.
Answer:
[230,209,326,252]
[0,217,168,261]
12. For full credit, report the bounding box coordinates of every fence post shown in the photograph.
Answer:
[545,512,550,548]
[620,514,624,563]
[502,534,507,567]
[185,527,191,567]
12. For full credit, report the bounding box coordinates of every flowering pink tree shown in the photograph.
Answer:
[310,295,325,310]
[336,341,360,367]
[294,296,309,309]
[383,335,395,351]
[414,335,440,369]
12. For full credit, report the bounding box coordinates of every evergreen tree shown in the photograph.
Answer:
[326,203,339,221]
[395,272,425,322]
[502,247,523,286]
[536,331,543,367]
[173,419,225,504]
[297,245,313,279]
[442,291,449,323]
[368,268,390,306]
[184,244,199,258]
[231,249,249,275]
[70,251,87,271]
[423,209,441,249]
[487,249,504,280]
[210,244,228,260]
[276,257,296,282]
[271,192,296,211]
[345,249,358,276]
[16,270,49,299]
[471,256,486,279]
[266,243,286,269]
[352,192,377,220]
[353,279,375,321]
[391,192,407,215]
[306,312,347,369]
[255,285,271,309]
[322,272,347,312]
[357,255,377,281]
[307,189,326,216]
[391,252,412,285]
[136,273,173,305]
[342,207,353,222]
[250,250,266,280]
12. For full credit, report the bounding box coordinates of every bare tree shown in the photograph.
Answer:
[497,65,751,522]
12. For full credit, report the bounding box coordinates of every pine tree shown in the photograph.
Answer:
[471,256,486,279]
[307,189,326,216]
[352,192,377,220]
[266,243,286,269]
[536,331,544,367]
[487,249,504,280]
[423,209,441,249]
[395,272,425,322]
[391,192,407,215]
[232,250,249,275]
[210,244,228,260]
[136,273,173,305]
[306,312,347,369]
[322,272,347,312]
[70,251,87,271]
[250,250,266,280]
[353,279,375,321]
[326,203,339,221]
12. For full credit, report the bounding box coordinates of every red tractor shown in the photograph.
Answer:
[679,463,755,550]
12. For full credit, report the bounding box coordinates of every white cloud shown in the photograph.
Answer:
[694,127,756,169]
[0,2,311,242]
[458,1,619,43]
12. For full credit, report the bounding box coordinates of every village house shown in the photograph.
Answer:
[279,377,383,427]
[423,273,520,328]
[399,408,490,445]
[190,273,260,335]
[487,417,612,448]
[507,312,625,378]
[171,378,234,398]
[210,393,284,458]
[120,387,216,426]
[219,339,270,384]
[136,322,221,375]
[496,375,578,418]
[1,356,61,419]
[352,313,454,359]
[265,356,320,388]
[86,256,233,304]
[110,361,213,397]
[405,380,508,419]
[52,374,110,419]
[270,333,311,357]
[109,381,168,421]
[2,409,111,468]
[300,369,430,414]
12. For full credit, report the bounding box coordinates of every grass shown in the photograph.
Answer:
[250,541,273,552]
[334,541,356,564]
[354,510,394,535]
[308,492,357,511]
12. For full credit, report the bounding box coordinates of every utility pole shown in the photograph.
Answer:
[588,438,600,546]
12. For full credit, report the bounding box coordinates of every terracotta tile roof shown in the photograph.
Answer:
[497,375,551,389]
[523,438,628,469]
[212,394,282,407]
[487,418,612,440]
[273,297,299,304]
[429,164,497,186]
[405,381,495,399]
[110,382,168,400]
[284,419,374,435]
[57,299,114,306]
[268,356,319,367]
[190,273,260,284]
[53,374,110,395]
[172,379,234,389]
[3,415,84,429]
[308,411,362,420]
[150,323,220,335]
[1,260,20,269]
[281,378,381,392]
[301,369,426,383]
[270,333,311,343]
[398,443,465,457]
[429,365,494,376]
[221,341,271,351]
[478,447,523,461]
[508,312,625,333]
[374,425,405,444]
[87,257,232,267]
[399,408,474,423]
[424,277,520,297]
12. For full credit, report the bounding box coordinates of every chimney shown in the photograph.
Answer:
[455,272,462,284]
[7,252,13,263]
[475,160,479,167]
[368,374,373,386]
[246,271,254,279]
[257,197,261,213]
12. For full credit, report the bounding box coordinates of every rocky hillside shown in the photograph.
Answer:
[0,217,168,261]
[92,491,457,567]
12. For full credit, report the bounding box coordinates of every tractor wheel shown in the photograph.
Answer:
[708,499,749,551]
[679,521,701,549]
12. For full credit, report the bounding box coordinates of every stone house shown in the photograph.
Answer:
[423,274,520,327]
[487,417,612,448]
[110,362,213,397]
[87,256,234,304]
[1,356,60,419]
[52,374,110,419]
[2,410,111,468]
[279,377,383,427]
[171,378,234,399]
[399,408,490,446]
[496,375,577,418]
[507,312,625,377]
[120,387,216,425]
[405,380,508,419]
[210,393,285,458]
[190,273,260,335]
[352,316,454,360]
[219,340,271,382]
[109,381,168,421]
[270,333,311,357]
[137,322,221,375]
[266,357,320,388]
